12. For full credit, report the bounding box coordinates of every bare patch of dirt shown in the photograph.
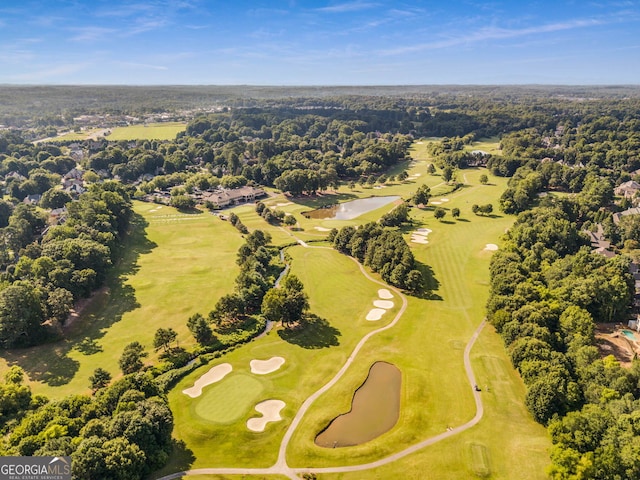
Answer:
[64,286,110,332]
[595,323,638,367]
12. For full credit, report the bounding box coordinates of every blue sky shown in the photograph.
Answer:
[1,0,639,85]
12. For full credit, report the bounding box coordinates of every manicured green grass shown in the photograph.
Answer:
[106,122,186,141]
[0,202,244,398]
[161,151,549,478]
[463,136,503,155]
[2,138,550,479]
[286,159,549,479]
[193,374,265,424]
[163,247,397,473]
[50,122,186,142]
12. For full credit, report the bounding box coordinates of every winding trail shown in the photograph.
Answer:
[156,239,486,480]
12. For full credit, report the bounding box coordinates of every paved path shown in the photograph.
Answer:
[156,240,486,480]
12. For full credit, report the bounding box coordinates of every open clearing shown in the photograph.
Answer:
[6,138,550,479]
[49,122,186,142]
[154,141,549,479]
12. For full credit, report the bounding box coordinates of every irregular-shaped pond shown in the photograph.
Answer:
[315,361,401,447]
[304,196,400,220]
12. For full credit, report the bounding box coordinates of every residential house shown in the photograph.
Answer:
[5,171,26,181]
[23,194,42,205]
[63,168,84,181]
[613,207,640,225]
[585,223,615,258]
[614,180,640,199]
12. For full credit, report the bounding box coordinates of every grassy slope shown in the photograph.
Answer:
[162,246,398,473]
[162,139,549,478]
[2,136,550,478]
[285,144,549,479]
[0,202,243,397]
[53,122,186,141]
[106,122,186,141]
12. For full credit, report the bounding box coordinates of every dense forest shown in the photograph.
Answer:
[2,86,640,478]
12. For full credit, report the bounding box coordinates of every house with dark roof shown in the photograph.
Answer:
[23,194,42,205]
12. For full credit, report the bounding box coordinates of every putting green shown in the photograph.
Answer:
[192,374,264,424]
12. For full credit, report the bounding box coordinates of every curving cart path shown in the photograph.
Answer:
[156,241,486,480]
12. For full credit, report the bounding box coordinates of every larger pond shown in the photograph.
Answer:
[304,196,400,220]
[315,361,401,448]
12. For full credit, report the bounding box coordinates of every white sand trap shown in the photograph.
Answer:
[414,173,422,176]
[276,202,293,207]
[484,244,499,251]
[378,289,393,299]
[374,300,394,309]
[411,235,429,244]
[431,201,442,205]
[247,400,286,432]
[182,363,232,398]
[440,198,450,202]
[250,357,285,375]
[416,141,424,144]
[416,228,432,234]
[366,308,386,321]
[314,226,331,231]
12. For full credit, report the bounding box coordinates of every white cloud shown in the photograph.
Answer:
[316,2,379,13]
[2,62,91,82]
[69,26,117,42]
[381,18,604,55]
[116,61,168,71]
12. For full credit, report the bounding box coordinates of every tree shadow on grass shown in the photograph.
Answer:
[413,261,442,301]
[1,212,154,386]
[74,337,103,355]
[278,314,341,349]
[149,439,195,480]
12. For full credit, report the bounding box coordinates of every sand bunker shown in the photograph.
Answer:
[431,201,442,205]
[440,198,449,202]
[410,235,429,244]
[378,289,393,299]
[250,357,285,375]
[373,300,394,309]
[247,399,286,432]
[366,308,386,321]
[276,202,293,207]
[484,244,499,251]
[411,228,432,244]
[314,226,332,231]
[183,363,233,398]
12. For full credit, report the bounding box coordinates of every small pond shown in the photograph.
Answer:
[315,361,401,448]
[304,196,400,220]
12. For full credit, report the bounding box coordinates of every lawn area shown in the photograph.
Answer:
[463,135,503,155]
[157,245,398,475]
[106,122,186,140]
[283,168,549,478]
[0,137,550,478]
[159,144,550,478]
[0,201,244,398]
